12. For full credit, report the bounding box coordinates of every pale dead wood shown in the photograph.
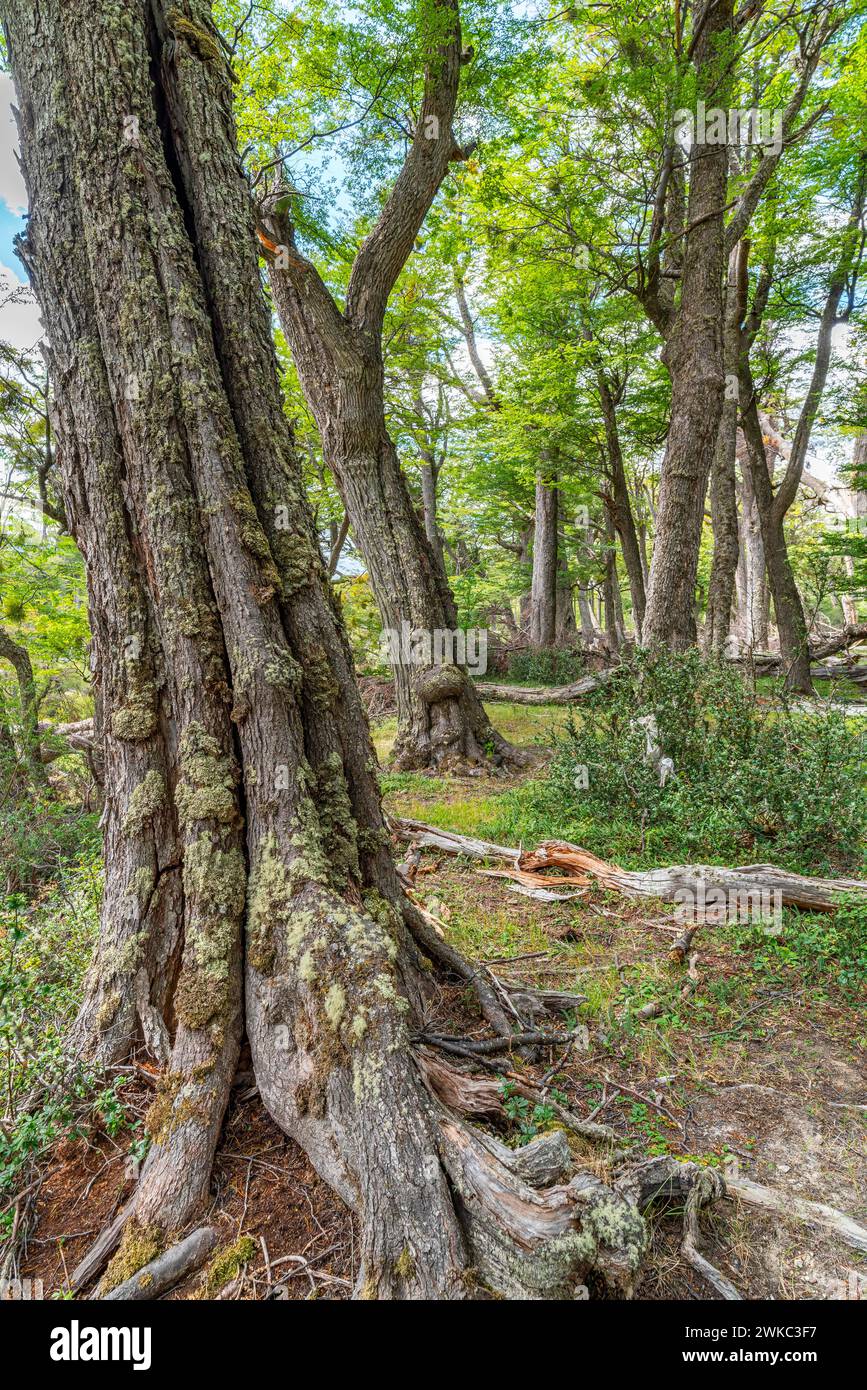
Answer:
[394,819,866,914]
[726,1176,867,1254]
[681,1177,743,1300]
[473,671,613,705]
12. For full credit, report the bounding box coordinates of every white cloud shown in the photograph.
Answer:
[0,75,27,215]
[0,264,43,351]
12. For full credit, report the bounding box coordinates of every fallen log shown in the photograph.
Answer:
[38,717,95,763]
[473,671,613,705]
[101,1226,220,1300]
[391,817,517,861]
[519,844,867,913]
[726,1177,867,1255]
[808,621,867,661]
[393,818,867,914]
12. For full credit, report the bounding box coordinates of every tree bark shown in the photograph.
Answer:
[738,180,864,691]
[6,0,676,1301]
[734,458,770,649]
[529,471,558,647]
[0,624,43,776]
[740,376,813,690]
[259,3,514,771]
[598,372,646,637]
[641,0,734,649]
[555,529,578,644]
[602,508,625,653]
[704,246,745,655]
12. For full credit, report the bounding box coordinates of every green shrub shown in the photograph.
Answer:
[731,893,867,1000]
[486,650,867,872]
[0,759,100,894]
[0,856,110,1221]
[505,646,590,686]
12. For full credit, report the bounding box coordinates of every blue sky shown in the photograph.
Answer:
[0,200,26,278]
[0,72,41,350]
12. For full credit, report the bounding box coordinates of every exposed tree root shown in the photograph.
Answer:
[681,1175,742,1300]
[101,1226,219,1301]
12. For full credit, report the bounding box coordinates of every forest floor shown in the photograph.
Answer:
[9,700,867,1301]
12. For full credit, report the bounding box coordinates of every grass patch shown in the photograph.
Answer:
[372,701,567,765]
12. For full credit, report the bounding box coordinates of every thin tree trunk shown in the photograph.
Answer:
[598,373,646,637]
[0,624,43,777]
[6,0,731,1304]
[6,0,479,1293]
[529,470,558,647]
[740,379,813,690]
[602,508,624,653]
[419,457,445,571]
[555,529,578,644]
[264,271,512,770]
[258,11,515,771]
[704,245,745,655]
[735,459,769,648]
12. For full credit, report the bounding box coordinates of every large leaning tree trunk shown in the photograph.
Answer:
[4,0,691,1302]
[258,0,517,774]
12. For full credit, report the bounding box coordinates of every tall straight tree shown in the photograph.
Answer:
[3,0,661,1301]
[259,0,517,772]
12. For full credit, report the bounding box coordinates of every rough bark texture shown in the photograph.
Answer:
[260,1,514,773]
[5,0,675,1302]
[704,246,745,655]
[642,0,734,649]
[740,374,813,691]
[598,373,646,637]
[738,177,864,689]
[735,457,770,649]
[529,471,558,647]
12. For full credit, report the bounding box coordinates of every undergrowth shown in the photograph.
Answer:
[481,651,867,873]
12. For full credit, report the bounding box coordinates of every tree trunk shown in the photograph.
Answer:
[704,246,745,656]
[598,373,646,637]
[0,624,43,777]
[529,471,558,647]
[419,456,445,573]
[254,1,517,773]
[264,272,513,771]
[641,0,733,649]
[602,509,625,653]
[735,458,769,649]
[740,381,813,691]
[555,530,578,644]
